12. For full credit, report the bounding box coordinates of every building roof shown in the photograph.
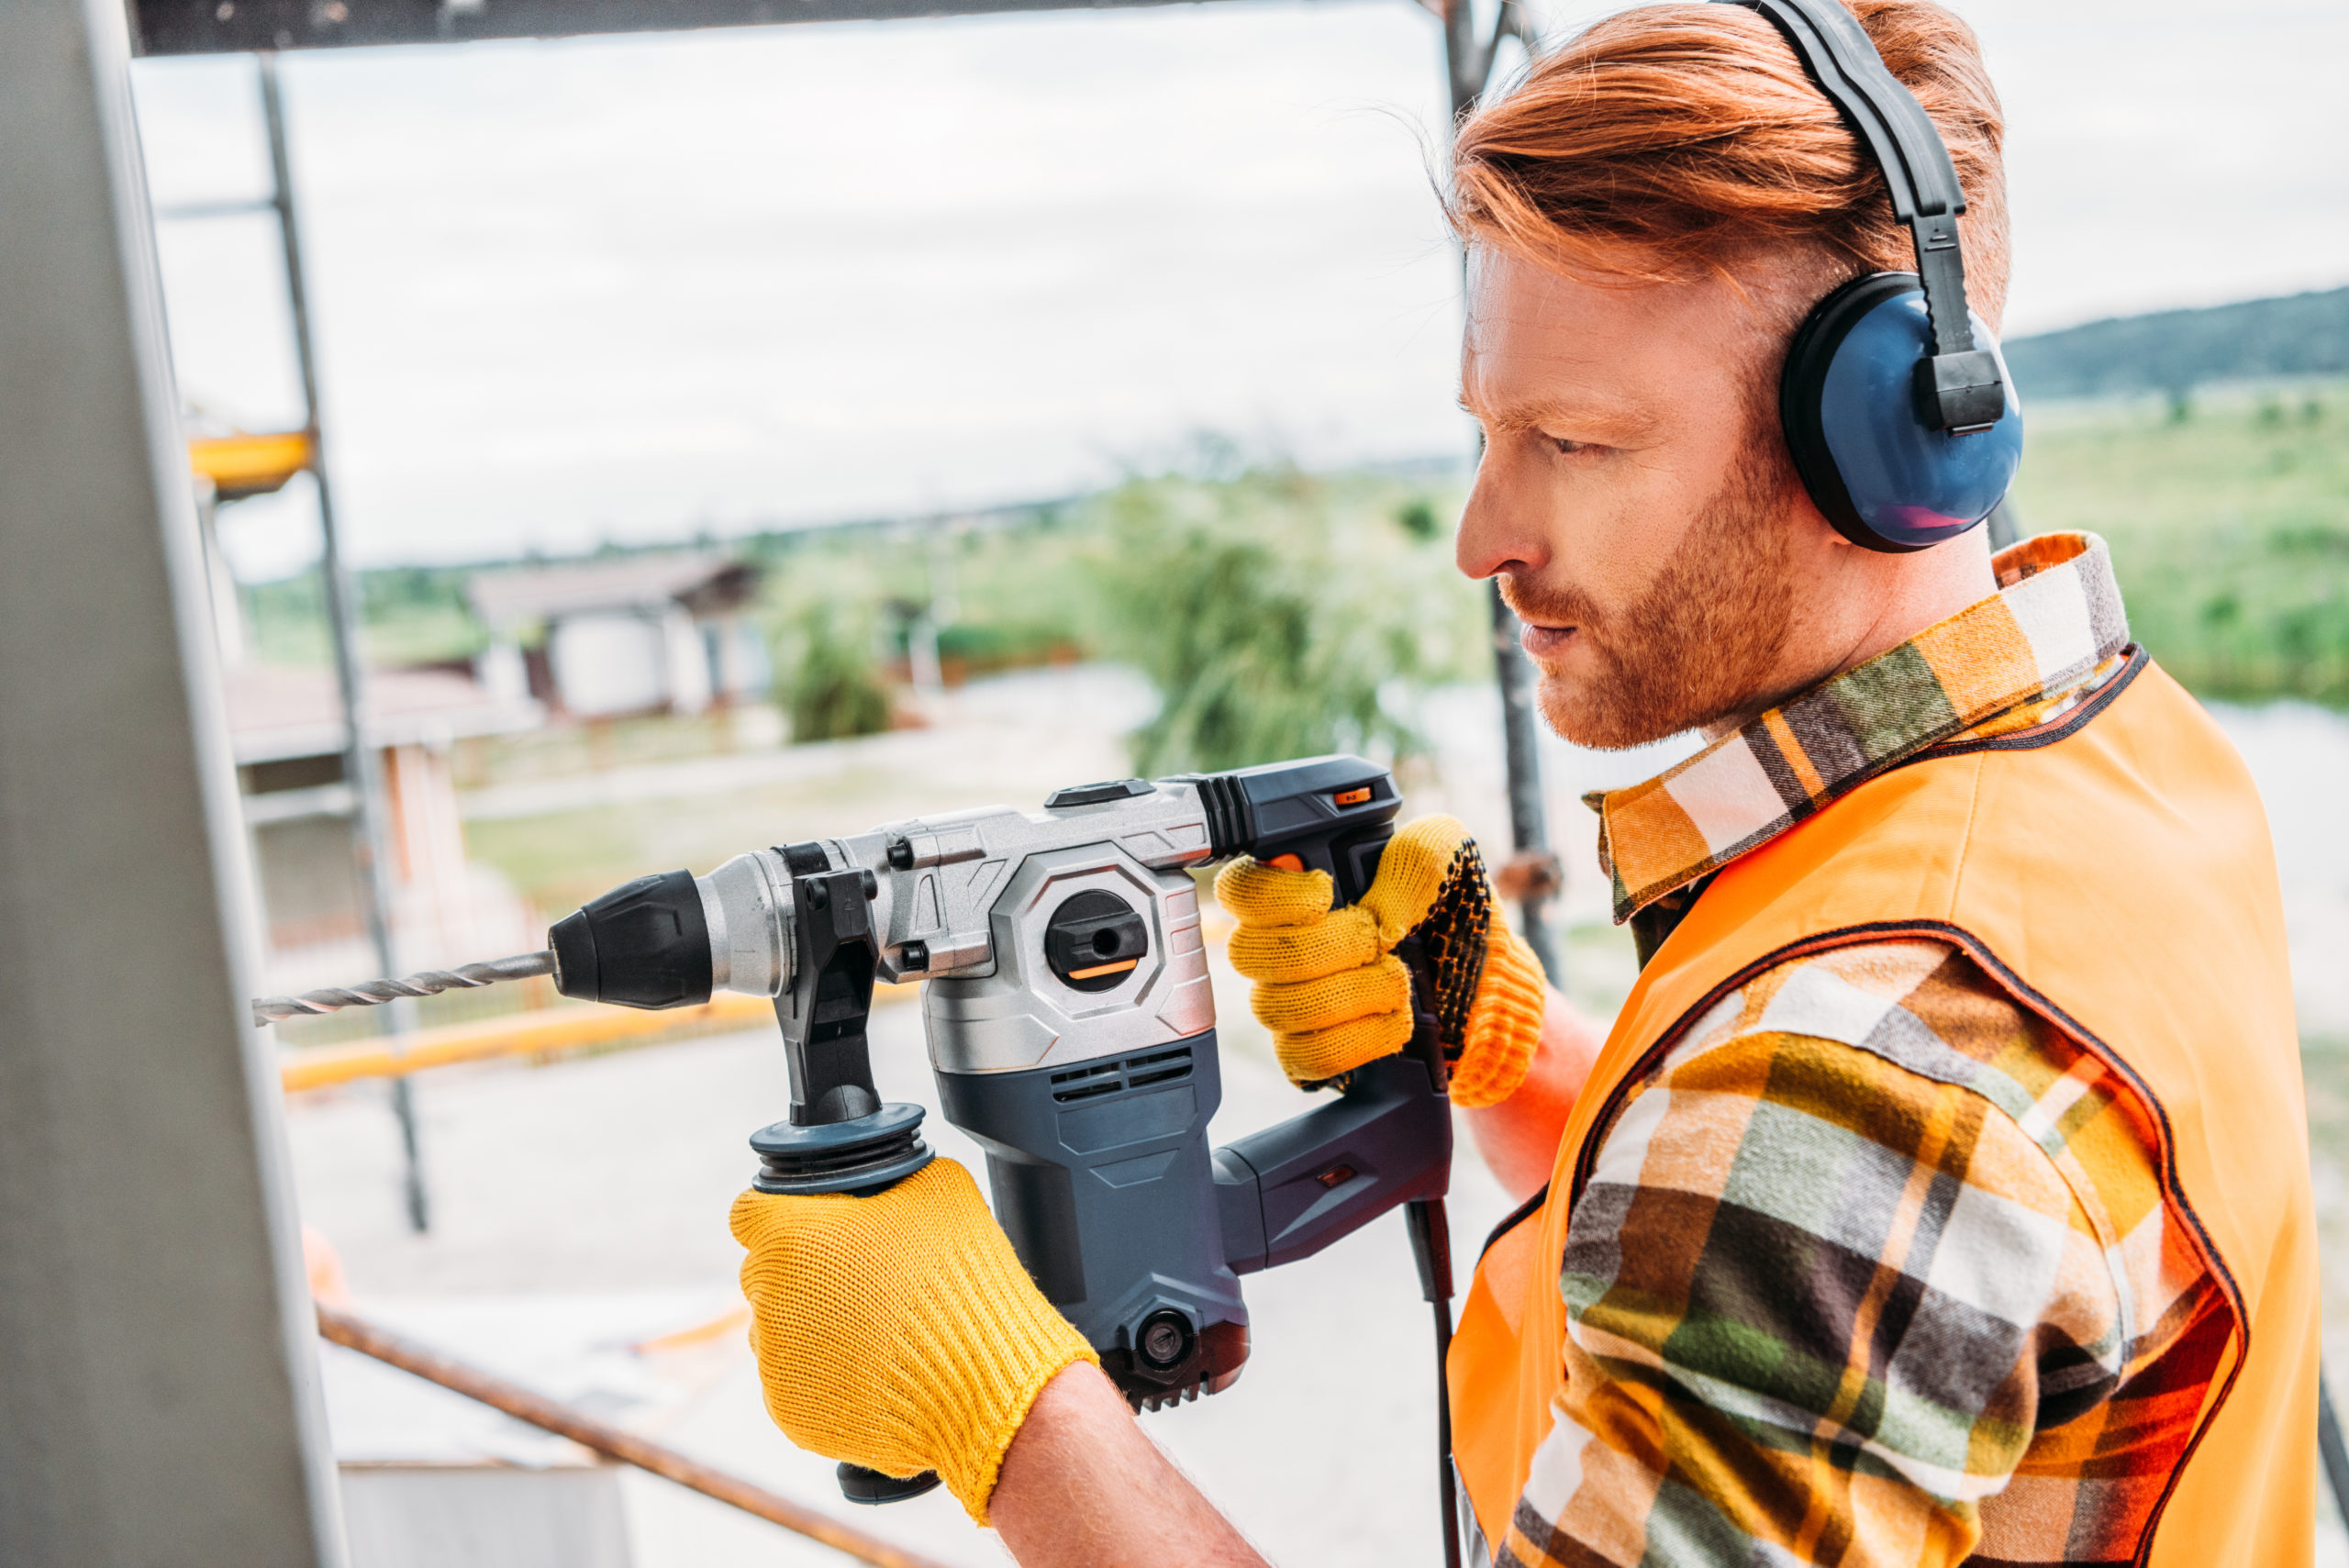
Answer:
[466,552,760,633]
[224,664,541,764]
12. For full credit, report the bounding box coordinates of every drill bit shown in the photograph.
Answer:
[251,951,555,1027]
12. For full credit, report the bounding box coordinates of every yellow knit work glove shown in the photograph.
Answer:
[729,1159,1098,1526]
[1215,814,1547,1108]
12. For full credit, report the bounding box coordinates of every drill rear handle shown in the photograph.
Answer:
[546,755,1455,1498]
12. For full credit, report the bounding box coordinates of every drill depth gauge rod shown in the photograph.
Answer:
[258,755,1462,1537]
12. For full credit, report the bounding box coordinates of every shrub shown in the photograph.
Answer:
[778,604,892,742]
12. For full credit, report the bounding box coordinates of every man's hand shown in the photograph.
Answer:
[1216,814,1549,1107]
[1490,847,1565,906]
[729,1159,1097,1524]
[735,1164,1273,1563]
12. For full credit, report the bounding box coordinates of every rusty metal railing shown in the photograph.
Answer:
[317,1303,953,1568]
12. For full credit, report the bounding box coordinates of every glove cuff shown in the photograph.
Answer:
[911,1234,1102,1525]
[1449,919,1547,1109]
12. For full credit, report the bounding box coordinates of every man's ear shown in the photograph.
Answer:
[1753,410,1843,558]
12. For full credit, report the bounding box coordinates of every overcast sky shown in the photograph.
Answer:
[130,0,2349,575]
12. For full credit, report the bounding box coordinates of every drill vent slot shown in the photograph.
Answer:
[1123,1046,1194,1089]
[1050,1062,1123,1104]
[1047,1047,1195,1102]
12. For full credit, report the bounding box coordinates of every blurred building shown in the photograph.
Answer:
[225,664,542,995]
[467,553,770,719]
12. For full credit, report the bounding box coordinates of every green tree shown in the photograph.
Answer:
[1088,469,1478,775]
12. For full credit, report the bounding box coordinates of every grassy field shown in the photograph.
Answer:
[2011,383,2347,702]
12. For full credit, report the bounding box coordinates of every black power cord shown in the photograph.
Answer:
[1407,1198,1464,1568]
[2320,1363,2349,1530]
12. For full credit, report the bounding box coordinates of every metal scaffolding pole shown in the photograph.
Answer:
[1441,0,1564,988]
[258,53,431,1231]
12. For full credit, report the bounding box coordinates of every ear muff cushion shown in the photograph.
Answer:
[1781,272,2025,553]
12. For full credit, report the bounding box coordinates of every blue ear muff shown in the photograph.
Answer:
[1780,272,2024,553]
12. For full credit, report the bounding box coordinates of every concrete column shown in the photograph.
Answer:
[0,1,344,1563]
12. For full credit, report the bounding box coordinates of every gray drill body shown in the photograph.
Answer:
[556,758,1453,1411]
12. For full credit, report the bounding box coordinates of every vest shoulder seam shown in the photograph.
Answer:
[1922,644,2148,761]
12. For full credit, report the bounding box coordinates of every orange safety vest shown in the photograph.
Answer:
[1449,655,2318,1566]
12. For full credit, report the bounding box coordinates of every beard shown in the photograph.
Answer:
[1501,431,1802,751]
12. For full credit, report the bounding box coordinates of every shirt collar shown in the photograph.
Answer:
[1590,531,2132,924]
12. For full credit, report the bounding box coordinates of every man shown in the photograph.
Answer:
[729,3,2317,1563]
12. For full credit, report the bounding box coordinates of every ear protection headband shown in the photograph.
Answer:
[1720,0,2023,552]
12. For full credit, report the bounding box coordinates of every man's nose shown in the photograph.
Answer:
[1455,444,1548,584]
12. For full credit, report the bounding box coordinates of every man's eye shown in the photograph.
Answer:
[1550,437,1591,457]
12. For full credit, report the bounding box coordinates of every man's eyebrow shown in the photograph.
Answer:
[1457,392,1664,443]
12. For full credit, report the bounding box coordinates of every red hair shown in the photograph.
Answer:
[1449,0,2009,328]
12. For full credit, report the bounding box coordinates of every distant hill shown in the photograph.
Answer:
[2003,285,2349,402]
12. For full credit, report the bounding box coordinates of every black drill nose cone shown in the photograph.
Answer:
[550,868,712,1009]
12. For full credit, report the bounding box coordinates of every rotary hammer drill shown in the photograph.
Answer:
[545,754,1457,1500]
[263,754,1460,1511]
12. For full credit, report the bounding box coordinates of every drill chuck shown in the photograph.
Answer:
[548,869,712,1009]
[548,851,797,1009]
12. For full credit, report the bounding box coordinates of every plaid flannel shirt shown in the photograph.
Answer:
[1497,535,2225,1568]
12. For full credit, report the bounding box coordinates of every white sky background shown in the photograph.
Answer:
[130,0,2349,575]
